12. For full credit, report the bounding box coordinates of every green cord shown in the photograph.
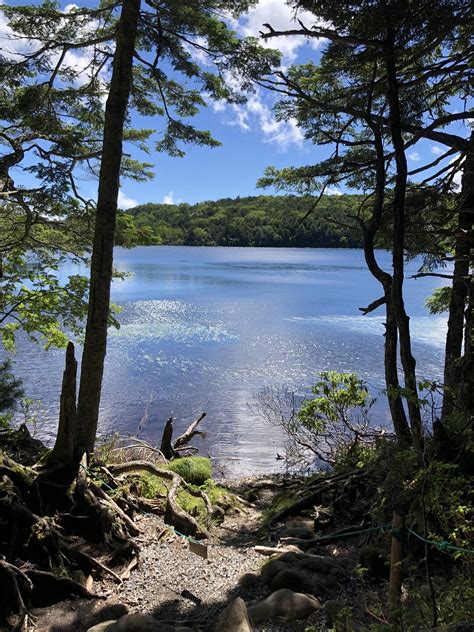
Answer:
[406,527,474,555]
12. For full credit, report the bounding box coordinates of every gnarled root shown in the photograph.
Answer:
[109,460,213,539]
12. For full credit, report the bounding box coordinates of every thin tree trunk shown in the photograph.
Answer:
[75,0,141,461]
[362,124,411,444]
[384,30,423,450]
[442,132,474,420]
[461,272,473,422]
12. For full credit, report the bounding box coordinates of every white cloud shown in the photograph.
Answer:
[239,0,325,64]
[326,187,343,196]
[408,151,420,161]
[430,144,442,155]
[0,1,38,58]
[449,154,463,190]
[117,190,138,209]
[162,191,176,205]
[227,89,303,150]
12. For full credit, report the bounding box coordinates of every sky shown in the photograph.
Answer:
[0,0,470,209]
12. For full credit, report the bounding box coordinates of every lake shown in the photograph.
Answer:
[9,247,447,475]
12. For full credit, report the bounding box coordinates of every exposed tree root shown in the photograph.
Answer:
[0,422,218,628]
[109,460,214,539]
[0,434,143,629]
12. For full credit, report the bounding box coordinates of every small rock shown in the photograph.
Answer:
[249,588,320,623]
[213,597,254,632]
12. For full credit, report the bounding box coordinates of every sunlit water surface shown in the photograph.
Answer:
[9,247,447,475]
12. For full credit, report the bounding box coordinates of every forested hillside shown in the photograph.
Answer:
[125,194,364,247]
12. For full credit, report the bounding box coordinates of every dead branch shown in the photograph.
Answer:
[173,412,206,450]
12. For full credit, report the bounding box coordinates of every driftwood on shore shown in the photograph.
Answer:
[159,412,207,459]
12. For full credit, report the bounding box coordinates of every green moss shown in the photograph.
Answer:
[139,472,169,499]
[262,491,294,524]
[177,489,207,523]
[167,456,212,485]
[201,480,240,511]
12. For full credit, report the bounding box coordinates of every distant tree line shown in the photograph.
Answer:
[123,194,365,247]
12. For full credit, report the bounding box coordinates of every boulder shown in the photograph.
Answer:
[213,597,254,632]
[261,551,344,597]
[271,569,324,596]
[249,589,320,623]
[260,559,288,585]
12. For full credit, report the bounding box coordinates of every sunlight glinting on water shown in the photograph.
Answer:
[8,247,449,475]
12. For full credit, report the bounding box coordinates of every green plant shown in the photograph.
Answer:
[167,456,212,485]
[0,361,23,429]
[257,372,380,471]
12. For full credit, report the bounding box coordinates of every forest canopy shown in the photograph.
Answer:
[124,194,366,247]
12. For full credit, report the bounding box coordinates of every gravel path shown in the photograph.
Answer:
[33,480,326,631]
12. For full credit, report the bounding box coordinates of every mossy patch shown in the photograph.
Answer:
[262,490,294,524]
[138,472,170,499]
[167,456,212,485]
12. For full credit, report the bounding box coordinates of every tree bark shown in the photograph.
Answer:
[75,0,141,461]
[384,30,423,450]
[442,132,474,420]
[362,123,411,444]
[49,342,77,466]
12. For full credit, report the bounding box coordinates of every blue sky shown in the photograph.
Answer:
[1,0,470,209]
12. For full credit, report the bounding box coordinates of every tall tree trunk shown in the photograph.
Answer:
[75,0,141,461]
[442,133,474,420]
[384,30,423,450]
[362,124,411,444]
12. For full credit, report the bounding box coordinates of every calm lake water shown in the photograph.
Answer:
[10,247,447,475]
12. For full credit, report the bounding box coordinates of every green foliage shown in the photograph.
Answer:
[368,438,473,556]
[299,372,373,428]
[257,372,377,471]
[167,456,212,485]
[425,286,451,314]
[127,194,364,247]
[0,360,23,428]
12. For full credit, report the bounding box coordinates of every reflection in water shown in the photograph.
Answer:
[7,247,448,475]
